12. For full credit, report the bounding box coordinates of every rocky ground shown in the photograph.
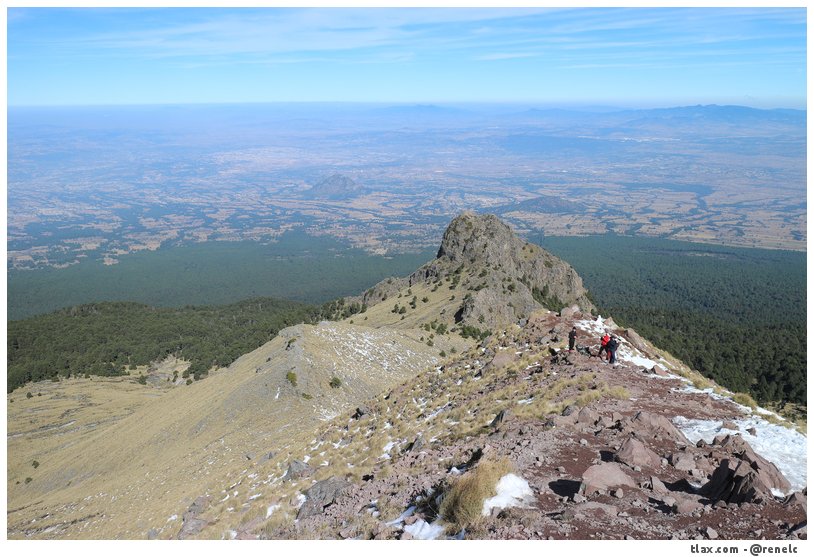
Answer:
[213,309,806,541]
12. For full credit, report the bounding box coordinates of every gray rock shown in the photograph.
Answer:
[283,459,314,482]
[490,409,510,428]
[562,405,579,417]
[147,529,159,540]
[705,527,719,540]
[297,476,351,520]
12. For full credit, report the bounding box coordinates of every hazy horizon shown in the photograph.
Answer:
[7,7,806,109]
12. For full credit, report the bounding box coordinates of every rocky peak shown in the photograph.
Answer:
[359,212,594,332]
[436,211,516,263]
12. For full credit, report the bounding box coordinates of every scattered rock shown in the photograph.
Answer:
[721,420,739,431]
[612,488,624,499]
[747,427,757,436]
[705,527,719,540]
[297,476,350,520]
[352,406,370,420]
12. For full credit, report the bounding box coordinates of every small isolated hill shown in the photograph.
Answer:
[355,211,593,332]
[307,173,366,200]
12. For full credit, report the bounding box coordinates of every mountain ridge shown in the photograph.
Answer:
[6,213,806,541]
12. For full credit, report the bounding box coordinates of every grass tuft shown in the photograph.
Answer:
[439,458,512,530]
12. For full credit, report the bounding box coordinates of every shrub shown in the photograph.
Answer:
[25,477,32,484]
[329,377,342,389]
[32,460,40,469]
[137,375,147,385]
[302,393,313,400]
[26,392,33,399]
[732,392,758,409]
[186,378,193,385]
[286,371,298,387]
[440,458,512,530]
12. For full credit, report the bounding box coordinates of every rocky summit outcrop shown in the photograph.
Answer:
[357,212,593,331]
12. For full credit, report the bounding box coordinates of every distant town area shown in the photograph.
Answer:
[8,103,806,270]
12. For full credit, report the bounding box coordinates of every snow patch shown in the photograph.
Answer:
[482,474,535,516]
[403,518,446,540]
[266,504,281,518]
[673,416,806,493]
[385,505,416,526]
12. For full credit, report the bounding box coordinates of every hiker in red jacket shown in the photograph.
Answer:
[597,333,610,360]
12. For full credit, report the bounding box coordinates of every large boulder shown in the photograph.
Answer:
[627,411,688,443]
[580,463,636,496]
[700,459,774,504]
[712,435,791,494]
[616,437,662,470]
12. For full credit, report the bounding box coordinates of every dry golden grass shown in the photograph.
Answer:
[439,458,512,530]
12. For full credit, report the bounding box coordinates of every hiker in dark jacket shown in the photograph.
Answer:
[568,327,577,352]
[607,335,620,364]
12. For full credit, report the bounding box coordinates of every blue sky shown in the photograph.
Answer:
[6,7,807,108]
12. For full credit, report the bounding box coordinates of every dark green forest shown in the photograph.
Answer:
[7,231,435,320]
[7,233,806,408]
[7,297,367,392]
[538,235,806,406]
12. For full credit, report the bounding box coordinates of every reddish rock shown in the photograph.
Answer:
[616,437,662,470]
[580,462,636,496]
[668,452,696,471]
[576,407,600,426]
[628,411,688,443]
[713,435,791,493]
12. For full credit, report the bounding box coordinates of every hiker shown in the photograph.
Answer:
[607,335,620,365]
[597,332,610,360]
[568,327,577,351]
